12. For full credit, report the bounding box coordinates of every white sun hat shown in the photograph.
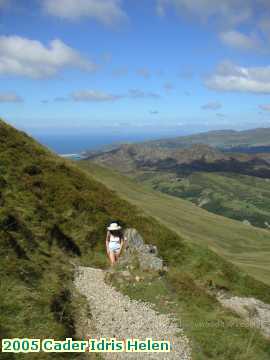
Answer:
[107,222,122,231]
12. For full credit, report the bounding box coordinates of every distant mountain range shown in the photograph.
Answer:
[87,142,270,179]
[85,127,270,159]
[86,129,270,229]
[144,127,270,151]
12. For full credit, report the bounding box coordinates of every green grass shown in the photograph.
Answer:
[1,119,203,356]
[79,161,270,286]
[139,171,270,229]
[88,138,270,229]
[107,262,270,360]
[1,118,270,360]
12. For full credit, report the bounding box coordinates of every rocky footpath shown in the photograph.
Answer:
[74,266,191,359]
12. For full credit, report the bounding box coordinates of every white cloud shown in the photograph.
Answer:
[54,97,69,102]
[0,92,23,102]
[111,121,130,127]
[259,18,270,36]
[0,0,9,7]
[201,101,222,110]
[102,53,112,63]
[0,36,96,78]
[71,90,121,102]
[112,67,128,77]
[156,1,166,16]
[68,88,161,101]
[219,30,260,50]
[128,89,160,98]
[137,68,151,79]
[156,1,270,51]
[163,82,174,91]
[156,0,253,26]
[179,69,193,79]
[42,0,127,25]
[259,104,270,111]
[205,61,270,93]
[216,113,226,118]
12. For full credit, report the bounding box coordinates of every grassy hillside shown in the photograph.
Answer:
[136,170,270,229]
[87,143,270,229]
[1,119,270,359]
[79,161,270,287]
[0,119,200,357]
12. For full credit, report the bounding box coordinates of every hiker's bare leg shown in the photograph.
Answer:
[109,251,116,266]
[115,250,121,262]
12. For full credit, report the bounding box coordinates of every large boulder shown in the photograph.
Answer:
[120,228,164,271]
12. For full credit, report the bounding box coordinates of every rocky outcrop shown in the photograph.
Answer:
[217,292,270,339]
[120,228,164,271]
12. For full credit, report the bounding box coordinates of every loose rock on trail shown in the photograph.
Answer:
[74,266,191,359]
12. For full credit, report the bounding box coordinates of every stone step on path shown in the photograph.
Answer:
[74,266,191,360]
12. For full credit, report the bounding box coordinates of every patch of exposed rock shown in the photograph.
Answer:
[217,292,270,339]
[120,228,164,271]
[198,198,210,208]
[242,219,251,226]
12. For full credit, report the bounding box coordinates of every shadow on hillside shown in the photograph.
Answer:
[138,157,270,178]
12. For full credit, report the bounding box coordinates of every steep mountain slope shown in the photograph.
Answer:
[79,161,270,286]
[1,119,270,359]
[0,119,197,356]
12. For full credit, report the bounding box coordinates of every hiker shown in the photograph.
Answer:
[106,222,124,266]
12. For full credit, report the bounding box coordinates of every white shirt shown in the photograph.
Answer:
[110,234,121,243]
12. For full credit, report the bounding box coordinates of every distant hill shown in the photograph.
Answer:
[87,143,225,174]
[2,119,270,359]
[87,142,270,228]
[145,128,270,150]
[87,142,270,179]
[84,127,270,155]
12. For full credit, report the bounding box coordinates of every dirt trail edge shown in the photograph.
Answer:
[74,266,192,359]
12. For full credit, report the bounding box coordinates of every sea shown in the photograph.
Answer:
[32,130,184,156]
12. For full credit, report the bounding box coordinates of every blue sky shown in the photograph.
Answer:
[1,0,270,136]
